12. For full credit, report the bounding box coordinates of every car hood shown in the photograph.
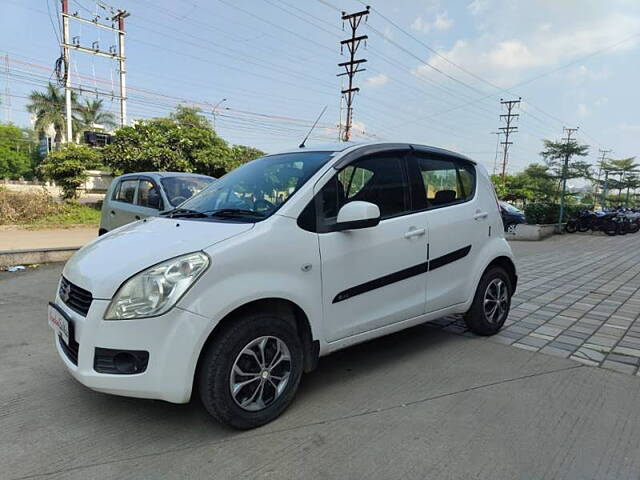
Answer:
[63,217,253,299]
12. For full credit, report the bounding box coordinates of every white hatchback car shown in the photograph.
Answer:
[48,142,517,429]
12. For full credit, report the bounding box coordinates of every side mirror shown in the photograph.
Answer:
[334,201,380,231]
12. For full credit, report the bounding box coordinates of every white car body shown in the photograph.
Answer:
[51,142,516,405]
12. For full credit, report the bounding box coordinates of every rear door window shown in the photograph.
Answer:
[113,179,137,204]
[411,154,476,210]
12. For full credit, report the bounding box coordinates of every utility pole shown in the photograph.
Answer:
[113,8,129,128]
[558,126,579,230]
[59,0,129,136]
[498,97,520,184]
[490,131,501,175]
[3,54,11,123]
[338,6,369,142]
[594,148,611,207]
[211,98,227,130]
[61,0,73,142]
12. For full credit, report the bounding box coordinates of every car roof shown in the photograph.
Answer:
[268,141,475,164]
[115,172,215,180]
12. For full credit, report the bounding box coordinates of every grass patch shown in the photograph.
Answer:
[0,188,100,227]
[27,202,100,227]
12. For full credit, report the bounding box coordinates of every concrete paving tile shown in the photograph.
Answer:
[534,325,564,337]
[539,345,572,358]
[517,335,549,348]
[606,353,640,366]
[612,346,640,358]
[601,360,638,375]
[573,347,606,363]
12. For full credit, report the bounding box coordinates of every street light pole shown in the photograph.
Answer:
[212,98,227,131]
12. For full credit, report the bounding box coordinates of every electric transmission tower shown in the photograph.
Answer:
[338,6,369,142]
[59,0,129,142]
[498,97,521,183]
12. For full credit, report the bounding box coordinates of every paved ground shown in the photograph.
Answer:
[434,233,640,376]
[0,227,97,251]
[2,234,640,479]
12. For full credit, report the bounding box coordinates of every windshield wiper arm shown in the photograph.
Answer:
[207,208,265,218]
[160,208,207,218]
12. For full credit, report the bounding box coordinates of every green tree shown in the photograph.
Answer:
[540,138,590,224]
[606,157,639,205]
[0,123,38,179]
[491,163,556,204]
[26,83,80,145]
[38,144,103,199]
[103,105,263,177]
[77,98,117,133]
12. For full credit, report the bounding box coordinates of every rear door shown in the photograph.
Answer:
[108,177,140,228]
[408,151,486,313]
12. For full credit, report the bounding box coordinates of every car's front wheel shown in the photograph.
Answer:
[464,267,512,335]
[198,312,303,429]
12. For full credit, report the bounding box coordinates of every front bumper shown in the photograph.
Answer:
[52,294,212,404]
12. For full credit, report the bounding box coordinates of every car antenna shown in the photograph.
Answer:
[299,105,328,148]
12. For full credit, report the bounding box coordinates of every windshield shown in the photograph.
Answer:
[161,176,215,207]
[500,201,522,213]
[177,151,333,220]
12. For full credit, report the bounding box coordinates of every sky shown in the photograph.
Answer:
[1,0,639,174]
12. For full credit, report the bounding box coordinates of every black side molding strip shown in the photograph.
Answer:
[428,245,471,271]
[332,245,471,303]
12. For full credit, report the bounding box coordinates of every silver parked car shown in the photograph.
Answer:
[99,172,215,235]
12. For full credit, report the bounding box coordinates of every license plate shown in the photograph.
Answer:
[48,302,71,345]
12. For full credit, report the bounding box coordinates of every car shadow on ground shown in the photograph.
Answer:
[57,323,466,441]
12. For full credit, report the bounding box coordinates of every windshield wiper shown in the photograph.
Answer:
[207,208,265,218]
[160,208,208,218]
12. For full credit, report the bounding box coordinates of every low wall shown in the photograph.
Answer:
[506,224,557,241]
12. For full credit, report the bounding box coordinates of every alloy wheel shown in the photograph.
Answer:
[483,278,509,325]
[229,336,292,412]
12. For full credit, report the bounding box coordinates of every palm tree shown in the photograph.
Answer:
[26,83,79,145]
[77,98,117,132]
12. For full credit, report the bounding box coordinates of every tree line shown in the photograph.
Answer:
[3,83,264,198]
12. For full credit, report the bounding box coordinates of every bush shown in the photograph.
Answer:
[38,144,103,199]
[0,189,100,226]
[0,189,61,224]
[524,203,594,224]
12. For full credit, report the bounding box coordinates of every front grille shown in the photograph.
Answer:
[59,276,93,317]
[59,335,79,365]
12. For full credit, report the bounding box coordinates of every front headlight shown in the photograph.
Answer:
[105,252,209,320]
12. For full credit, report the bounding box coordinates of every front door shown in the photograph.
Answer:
[316,151,428,342]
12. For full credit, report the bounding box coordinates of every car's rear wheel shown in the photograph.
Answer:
[464,267,512,336]
[198,313,303,430]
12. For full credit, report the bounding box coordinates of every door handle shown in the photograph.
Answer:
[110,210,115,216]
[404,227,426,239]
[473,211,488,220]
[135,215,141,220]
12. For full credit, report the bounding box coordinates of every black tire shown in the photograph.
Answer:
[464,266,512,336]
[505,222,517,234]
[577,220,590,232]
[628,222,640,234]
[603,221,618,236]
[565,221,577,233]
[618,222,628,235]
[198,313,303,430]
